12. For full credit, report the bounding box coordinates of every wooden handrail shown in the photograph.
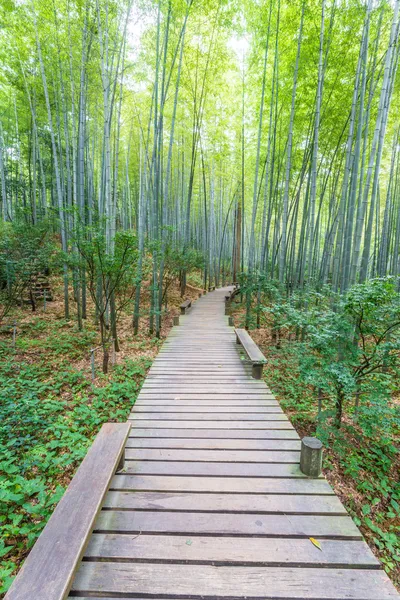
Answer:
[5,422,131,600]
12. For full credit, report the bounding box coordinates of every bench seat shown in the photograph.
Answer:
[235,328,266,379]
[180,299,192,315]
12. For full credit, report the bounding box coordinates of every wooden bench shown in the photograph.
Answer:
[5,422,131,600]
[235,328,267,379]
[225,286,240,302]
[180,299,192,315]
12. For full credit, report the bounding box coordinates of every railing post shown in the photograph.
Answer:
[300,437,323,478]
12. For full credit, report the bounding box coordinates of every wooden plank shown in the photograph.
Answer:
[94,510,360,537]
[235,328,267,363]
[125,438,301,450]
[134,404,283,411]
[141,384,267,389]
[129,420,294,429]
[130,413,289,421]
[111,474,334,494]
[122,461,310,477]
[129,428,300,439]
[125,448,300,463]
[85,534,379,566]
[137,393,276,399]
[5,422,131,600]
[134,400,280,406]
[103,491,346,514]
[71,563,399,599]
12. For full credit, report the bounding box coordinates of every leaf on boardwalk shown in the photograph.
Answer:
[186,539,193,546]
[309,537,322,551]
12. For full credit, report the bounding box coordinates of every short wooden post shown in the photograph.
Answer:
[198,293,202,298]
[173,316,180,326]
[43,289,47,312]
[90,349,96,381]
[228,316,234,326]
[300,437,323,478]
[252,363,263,380]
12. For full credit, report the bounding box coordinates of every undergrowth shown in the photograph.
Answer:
[0,319,152,594]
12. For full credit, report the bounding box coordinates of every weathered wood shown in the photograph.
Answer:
[129,419,294,429]
[129,428,300,439]
[122,460,313,477]
[71,564,399,599]
[5,422,131,600]
[173,315,180,326]
[300,436,323,477]
[111,474,334,494]
[85,534,378,566]
[235,328,267,379]
[94,510,360,537]
[130,412,289,421]
[125,448,300,462]
[103,491,346,514]
[125,438,301,450]
[133,405,283,412]
[180,299,192,314]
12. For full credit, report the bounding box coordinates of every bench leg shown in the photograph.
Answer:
[180,308,186,316]
[252,364,263,380]
[117,449,125,472]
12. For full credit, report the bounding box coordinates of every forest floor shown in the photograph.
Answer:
[0,275,202,595]
[229,299,400,591]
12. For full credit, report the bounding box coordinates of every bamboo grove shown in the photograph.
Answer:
[1,0,400,340]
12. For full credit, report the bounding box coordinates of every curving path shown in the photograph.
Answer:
[70,287,399,599]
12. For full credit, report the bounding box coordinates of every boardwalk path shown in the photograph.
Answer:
[70,288,399,599]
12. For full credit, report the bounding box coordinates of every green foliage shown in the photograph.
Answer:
[237,276,400,581]
[0,221,55,322]
[0,333,149,593]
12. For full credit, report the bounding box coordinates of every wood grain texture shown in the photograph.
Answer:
[94,510,361,537]
[102,491,347,514]
[110,474,335,494]
[71,563,398,598]
[85,534,378,566]
[124,448,300,462]
[125,438,301,450]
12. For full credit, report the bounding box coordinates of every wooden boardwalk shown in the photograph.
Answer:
[69,288,399,599]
